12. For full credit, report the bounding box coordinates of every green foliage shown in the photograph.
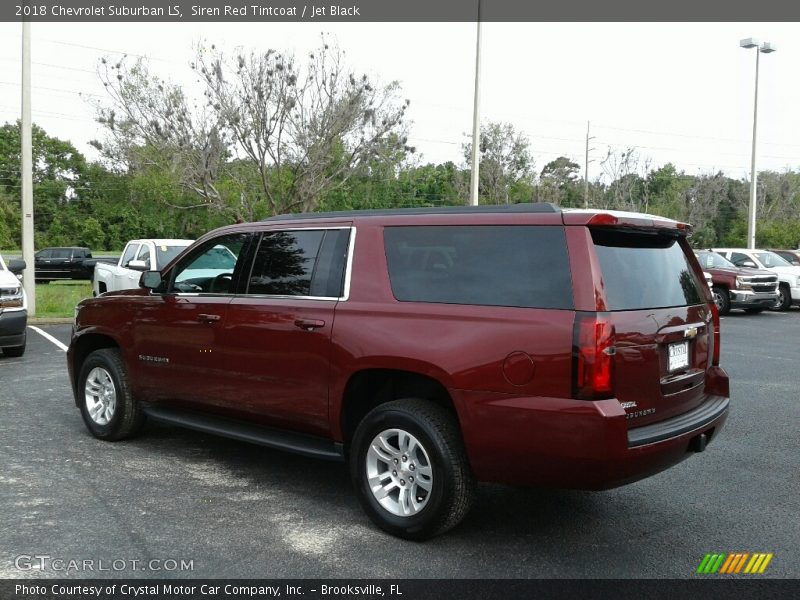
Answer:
[3,120,800,253]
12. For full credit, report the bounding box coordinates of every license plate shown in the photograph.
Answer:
[668,341,689,372]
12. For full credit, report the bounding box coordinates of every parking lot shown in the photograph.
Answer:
[1,311,798,579]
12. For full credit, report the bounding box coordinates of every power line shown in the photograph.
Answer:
[0,80,104,99]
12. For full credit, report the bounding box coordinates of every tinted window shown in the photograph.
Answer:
[384,225,573,309]
[36,249,52,259]
[592,229,703,310]
[52,249,71,259]
[172,234,248,294]
[729,252,752,267]
[247,230,325,296]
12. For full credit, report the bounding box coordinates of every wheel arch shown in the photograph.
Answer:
[337,367,461,445]
[70,331,121,405]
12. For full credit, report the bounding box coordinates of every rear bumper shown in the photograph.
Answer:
[458,367,730,490]
[0,309,28,347]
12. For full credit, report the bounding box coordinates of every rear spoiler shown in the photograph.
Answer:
[561,209,691,234]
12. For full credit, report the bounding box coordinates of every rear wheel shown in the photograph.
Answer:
[77,348,145,441]
[350,399,475,540]
[712,286,730,315]
[772,284,791,311]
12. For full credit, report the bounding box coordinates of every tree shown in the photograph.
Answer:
[93,39,412,218]
[0,121,88,239]
[463,122,534,204]
[92,58,230,211]
[539,156,581,206]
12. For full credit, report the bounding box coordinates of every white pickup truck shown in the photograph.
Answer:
[93,239,193,296]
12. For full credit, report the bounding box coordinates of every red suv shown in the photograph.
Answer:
[68,204,730,539]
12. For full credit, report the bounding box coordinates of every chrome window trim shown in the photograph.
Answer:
[240,226,356,302]
[163,225,357,301]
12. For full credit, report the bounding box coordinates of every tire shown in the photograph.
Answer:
[772,284,791,311]
[3,332,26,357]
[744,308,764,314]
[349,398,475,540]
[712,286,731,316]
[77,348,145,441]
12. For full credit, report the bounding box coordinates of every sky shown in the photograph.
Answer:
[0,21,798,182]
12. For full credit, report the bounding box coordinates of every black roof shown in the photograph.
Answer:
[264,202,560,221]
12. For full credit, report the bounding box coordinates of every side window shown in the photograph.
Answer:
[52,248,71,259]
[121,244,139,267]
[247,230,326,297]
[135,244,151,269]
[730,252,750,267]
[384,225,574,309]
[171,233,248,294]
[36,249,51,259]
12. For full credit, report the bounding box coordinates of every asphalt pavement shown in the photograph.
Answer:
[0,312,798,579]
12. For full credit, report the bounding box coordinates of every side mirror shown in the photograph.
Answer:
[140,270,163,290]
[128,259,148,272]
[7,259,26,275]
[740,260,757,268]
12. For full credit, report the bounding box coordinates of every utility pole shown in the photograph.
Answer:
[469,0,482,206]
[583,121,595,208]
[21,20,35,315]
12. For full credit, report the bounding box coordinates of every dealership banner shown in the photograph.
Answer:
[1,579,797,600]
[4,0,800,22]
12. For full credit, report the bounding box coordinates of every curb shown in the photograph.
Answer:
[29,317,73,325]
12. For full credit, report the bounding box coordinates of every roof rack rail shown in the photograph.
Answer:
[264,202,560,221]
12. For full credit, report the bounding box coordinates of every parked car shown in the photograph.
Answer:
[769,249,800,267]
[695,250,778,315]
[93,239,193,295]
[68,204,730,539]
[0,254,28,357]
[712,248,800,311]
[34,247,116,283]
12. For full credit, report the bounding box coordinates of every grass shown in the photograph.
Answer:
[32,281,93,318]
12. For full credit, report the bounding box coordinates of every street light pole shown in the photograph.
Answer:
[469,0,482,206]
[740,37,776,250]
[21,21,35,315]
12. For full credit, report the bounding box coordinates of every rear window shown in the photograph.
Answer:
[384,225,573,309]
[592,229,704,310]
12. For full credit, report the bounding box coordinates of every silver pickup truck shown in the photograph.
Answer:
[93,239,193,296]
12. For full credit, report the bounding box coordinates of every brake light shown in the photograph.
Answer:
[572,313,616,400]
[710,301,721,366]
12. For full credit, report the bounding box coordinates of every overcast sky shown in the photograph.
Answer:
[0,21,797,182]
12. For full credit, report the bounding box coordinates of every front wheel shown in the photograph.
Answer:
[772,284,791,311]
[712,286,731,316]
[77,348,145,441]
[350,399,475,540]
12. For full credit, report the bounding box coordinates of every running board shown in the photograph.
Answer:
[142,406,344,461]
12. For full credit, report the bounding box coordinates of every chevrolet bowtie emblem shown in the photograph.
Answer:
[684,327,699,339]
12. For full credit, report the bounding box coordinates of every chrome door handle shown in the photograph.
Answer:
[294,318,325,331]
[197,313,222,323]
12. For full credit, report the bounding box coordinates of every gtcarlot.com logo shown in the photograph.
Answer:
[15,555,194,573]
[696,552,773,574]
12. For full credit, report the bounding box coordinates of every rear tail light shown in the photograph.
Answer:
[572,312,616,400]
[710,301,721,366]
